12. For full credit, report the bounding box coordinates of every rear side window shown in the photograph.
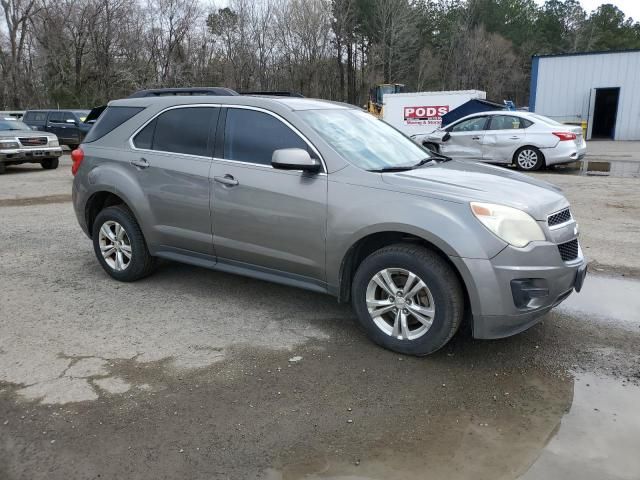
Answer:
[223,109,308,165]
[24,112,47,123]
[489,115,532,130]
[83,106,144,143]
[133,107,217,156]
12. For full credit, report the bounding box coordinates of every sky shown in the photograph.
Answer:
[535,0,640,20]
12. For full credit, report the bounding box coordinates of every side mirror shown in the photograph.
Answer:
[442,132,451,142]
[272,148,321,173]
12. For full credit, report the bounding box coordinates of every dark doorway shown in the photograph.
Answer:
[592,88,620,139]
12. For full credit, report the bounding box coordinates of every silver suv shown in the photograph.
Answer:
[71,95,587,356]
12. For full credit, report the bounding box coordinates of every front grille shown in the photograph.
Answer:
[558,239,579,262]
[19,137,48,146]
[548,208,572,227]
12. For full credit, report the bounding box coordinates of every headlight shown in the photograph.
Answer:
[470,202,545,248]
[0,140,19,149]
[49,138,59,147]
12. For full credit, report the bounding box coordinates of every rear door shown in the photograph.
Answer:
[440,116,488,160]
[210,107,327,283]
[128,106,219,255]
[482,115,529,163]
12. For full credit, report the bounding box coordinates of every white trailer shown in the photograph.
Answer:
[383,90,486,137]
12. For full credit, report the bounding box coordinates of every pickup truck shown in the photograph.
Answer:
[0,119,63,173]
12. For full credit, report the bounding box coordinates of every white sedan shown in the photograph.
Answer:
[411,111,586,171]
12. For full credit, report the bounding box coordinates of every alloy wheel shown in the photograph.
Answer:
[517,149,539,170]
[98,220,132,271]
[365,268,436,340]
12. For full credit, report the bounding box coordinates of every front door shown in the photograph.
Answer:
[440,116,488,160]
[126,106,219,255]
[482,115,529,163]
[211,107,327,283]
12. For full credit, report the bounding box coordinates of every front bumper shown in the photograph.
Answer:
[0,146,63,162]
[451,239,587,340]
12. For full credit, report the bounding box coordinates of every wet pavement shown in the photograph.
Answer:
[1,162,639,479]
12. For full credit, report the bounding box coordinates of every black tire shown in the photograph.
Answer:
[92,205,157,282]
[351,243,464,356]
[514,146,544,171]
[0,162,5,174]
[423,142,439,153]
[68,144,79,151]
[40,158,59,170]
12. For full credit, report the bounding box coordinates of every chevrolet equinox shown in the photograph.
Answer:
[71,96,587,356]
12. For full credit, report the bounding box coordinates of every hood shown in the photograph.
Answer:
[381,160,568,220]
[0,129,56,138]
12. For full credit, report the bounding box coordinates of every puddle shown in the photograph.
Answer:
[551,160,640,178]
[519,373,640,480]
[557,274,640,328]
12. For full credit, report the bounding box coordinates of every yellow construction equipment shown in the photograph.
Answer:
[367,83,405,117]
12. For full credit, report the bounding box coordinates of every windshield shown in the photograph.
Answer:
[299,109,431,171]
[0,120,30,131]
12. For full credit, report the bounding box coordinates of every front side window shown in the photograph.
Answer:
[489,115,531,130]
[48,112,64,123]
[223,108,308,165]
[299,108,430,171]
[450,116,487,132]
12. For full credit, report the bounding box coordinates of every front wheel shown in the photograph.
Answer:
[514,147,544,171]
[92,205,157,282]
[40,158,59,170]
[351,244,464,356]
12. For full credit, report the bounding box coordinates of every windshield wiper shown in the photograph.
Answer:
[368,166,415,173]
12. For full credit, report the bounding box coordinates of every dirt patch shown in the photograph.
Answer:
[0,194,71,207]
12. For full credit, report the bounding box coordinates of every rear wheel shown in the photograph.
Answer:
[514,147,544,171]
[0,162,5,174]
[351,244,464,356]
[40,158,59,170]
[92,205,157,282]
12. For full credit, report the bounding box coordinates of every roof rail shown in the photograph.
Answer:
[127,87,239,98]
[240,91,305,98]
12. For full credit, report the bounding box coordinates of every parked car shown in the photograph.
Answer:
[23,109,92,149]
[0,119,62,173]
[71,95,587,356]
[411,111,587,171]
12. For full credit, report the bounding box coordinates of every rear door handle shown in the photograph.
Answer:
[509,136,521,140]
[130,157,149,169]
[472,136,481,140]
[214,174,239,187]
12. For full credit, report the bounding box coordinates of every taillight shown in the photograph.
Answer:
[71,148,84,175]
[552,132,577,141]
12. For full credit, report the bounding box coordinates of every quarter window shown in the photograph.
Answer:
[223,109,308,165]
[450,116,487,132]
[150,107,217,157]
[84,106,145,143]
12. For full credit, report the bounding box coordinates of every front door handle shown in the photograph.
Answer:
[472,136,481,140]
[214,174,239,187]
[130,157,149,169]
[509,136,521,140]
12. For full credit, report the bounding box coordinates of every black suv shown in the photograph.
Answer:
[23,110,92,149]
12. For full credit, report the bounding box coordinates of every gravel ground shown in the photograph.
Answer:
[0,157,639,480]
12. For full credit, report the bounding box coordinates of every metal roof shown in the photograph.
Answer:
[532,48,640,59]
